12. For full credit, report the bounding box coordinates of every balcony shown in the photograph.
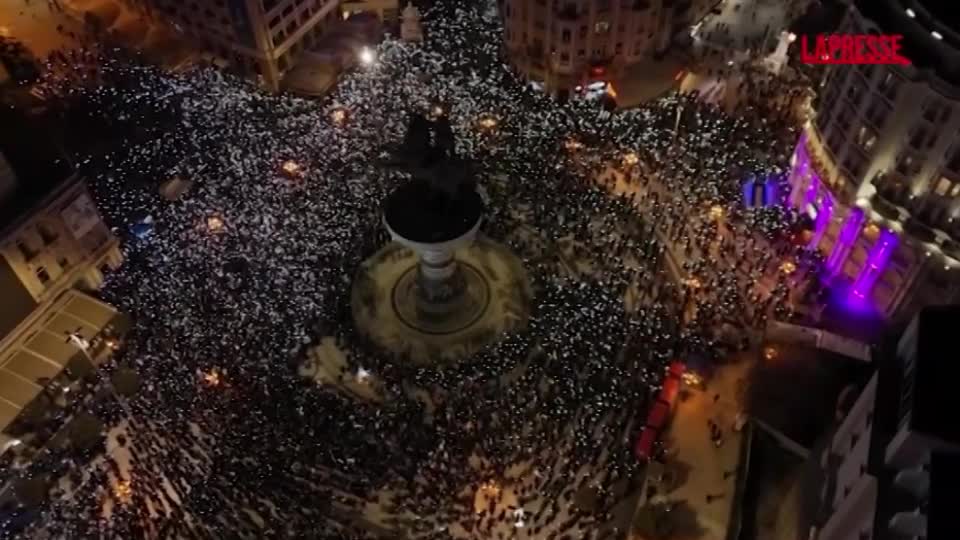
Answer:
[942,239,960,260]
[902,218,938,244]
[870,193,903,223]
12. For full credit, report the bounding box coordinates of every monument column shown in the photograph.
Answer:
[351,109,532,363]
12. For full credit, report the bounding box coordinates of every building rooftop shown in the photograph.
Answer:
[0,291,120,438]
[916,0,960,31]
[908,304,960,444]
[854,0,960,86]
[0,107,74,240]
[747,339,872,448]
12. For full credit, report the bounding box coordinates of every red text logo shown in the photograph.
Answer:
[801,34,911,65]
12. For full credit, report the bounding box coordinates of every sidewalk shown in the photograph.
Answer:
[634,359,750,540]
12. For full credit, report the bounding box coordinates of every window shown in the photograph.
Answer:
[897,153,921,177]
[595,21,610,34]
[856,125,877,151]
[836,108,854,132]
[16,240,36,260]
[864,100,891,128]
[923,97,951,124]
[579,25,587,38]
[935,177,952,195]
[562,29,571,43]
[560,52,570,63]
[947,146,960,172]
[36,267,50,284]
[38,223,57,244]
[845,79,866,106]
[909,127,935,150]
[877,72,902,101]
[615,42,623,54]
[577,48,585,57]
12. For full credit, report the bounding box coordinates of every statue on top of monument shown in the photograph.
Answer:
[383,110,476,211]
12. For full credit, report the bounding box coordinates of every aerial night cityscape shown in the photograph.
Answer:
[0,0,958,538]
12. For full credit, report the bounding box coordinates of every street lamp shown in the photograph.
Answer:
[478,115,498,131]
[622,151,639,167]
[359,47,376,66]
[564,138,583,152]
[201,368,222,387]
[206,214,226,234]
[709,205,724,220]
[780,261,797,274]
[330,107,348,126]
[281,160,302,177]
[113,479,133,505]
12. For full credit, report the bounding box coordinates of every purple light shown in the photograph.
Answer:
[764,177,778,206]
[743,180,755,207]
[828,208,864,274]
[804,175,818,207]
[850,229,898,301]
[812,194,833,247]
[791,138,832,246]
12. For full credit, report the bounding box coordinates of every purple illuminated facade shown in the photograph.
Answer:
[851,228,899,301]
[827,208,864,275]
[786,132,909,317]
[800,167,834,248]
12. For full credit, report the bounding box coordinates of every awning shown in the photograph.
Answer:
[0,290,119,437]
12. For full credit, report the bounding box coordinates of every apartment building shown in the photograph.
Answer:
[0,119,124,466]
[127,0,342,90]
[786,0,960,320]
[499,0,715,98]
[803,305,960,540]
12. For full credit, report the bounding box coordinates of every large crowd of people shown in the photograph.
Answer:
[4,1,814,538]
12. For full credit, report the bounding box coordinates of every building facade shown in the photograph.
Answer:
[787,0,960,320]
[341,0,400,24]
[803,305,960,540]
[0,142,125,513]
[127,0,341,90]
[499,0,716,98]
[0,156,123,326]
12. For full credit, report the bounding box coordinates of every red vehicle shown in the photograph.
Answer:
[634,361,685,461]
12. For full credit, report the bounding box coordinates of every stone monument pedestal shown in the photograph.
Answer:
[385,215,482,325]
[350,179,530,364]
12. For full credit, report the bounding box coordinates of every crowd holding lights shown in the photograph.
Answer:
[10,1,823,539]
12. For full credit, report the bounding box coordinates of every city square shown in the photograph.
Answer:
[1,0,959,539]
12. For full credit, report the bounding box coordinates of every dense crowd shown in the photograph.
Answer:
[5,1,810,539]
